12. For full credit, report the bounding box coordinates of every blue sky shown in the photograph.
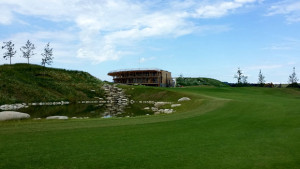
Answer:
[0,0,299,83]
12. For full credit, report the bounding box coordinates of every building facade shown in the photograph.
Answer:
[108,69,173,87]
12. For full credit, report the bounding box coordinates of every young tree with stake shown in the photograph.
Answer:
[288,67,298,86]
[234,67,247,86]
[20,40,35,64]
[258,69,265,87]
[41,43,53,67]
[234,68,242,84]
[2,41,16,65]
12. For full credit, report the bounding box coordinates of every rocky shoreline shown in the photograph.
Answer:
[0,83,191,120]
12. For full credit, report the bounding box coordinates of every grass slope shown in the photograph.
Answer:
[0,86,299,169]
[176,77,229,87]
[0,64,104,104]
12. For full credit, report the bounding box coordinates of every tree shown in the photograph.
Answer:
[234,68,247,86]
[258,69,265,87]
[234,68,243,84]
[20,40,35,64]
[41,42,53,67]
[2,41,16,64]
[288,67,298,86]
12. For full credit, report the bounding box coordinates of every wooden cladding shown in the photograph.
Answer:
[108,69,173,87]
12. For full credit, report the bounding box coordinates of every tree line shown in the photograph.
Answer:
[234,67,299,87]
[1,40,53,67]
[176,68,299,88]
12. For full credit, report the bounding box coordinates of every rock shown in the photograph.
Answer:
[0,111,30,121]
[154,102,168,107]
[144,107,150,110]
[157,109,174,114]
[102,115,112,118]
[0,103,27,110]
[178,97,191,102]
[151,107,158,111]
[163,109,173,114]
[171,104,181,108]
[46,116,68,120]
[154,112,160,115]
[158,109,165,113]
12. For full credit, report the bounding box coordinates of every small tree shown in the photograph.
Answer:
[288,67,298,84]
[20,40,35,64]
[234,67,247,86]
[2,41,17,64]
[258,69,265,87]
[234,68,243,84]
[41,42,53,67]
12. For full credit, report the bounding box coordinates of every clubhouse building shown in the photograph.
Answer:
[108,69,173,87]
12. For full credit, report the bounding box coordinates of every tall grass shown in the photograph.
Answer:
[0,64,104,104]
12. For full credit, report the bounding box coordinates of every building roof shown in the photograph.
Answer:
[108,68,169,74]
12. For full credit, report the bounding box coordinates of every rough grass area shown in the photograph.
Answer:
[0,64,104,104]
[176,77,229,87]
[0,86,299,169]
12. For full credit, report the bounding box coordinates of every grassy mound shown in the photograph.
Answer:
[176,77,229,87]
[0,64,104,104]
[119,85,207,117]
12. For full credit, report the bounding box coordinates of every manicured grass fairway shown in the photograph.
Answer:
[0,87,299,169]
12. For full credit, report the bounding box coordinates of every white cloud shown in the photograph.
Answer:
[0,0,259,63]
[140,57,155,63]
[263,37,300,51]
[246,64,283,71]
[262,45,292,50]
[267,0,300,23]
[0,30,78,65]
[0,7,13,25]
[192,0,258,18]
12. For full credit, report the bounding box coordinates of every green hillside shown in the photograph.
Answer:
[176,77,229,87]
[0,64,104,104]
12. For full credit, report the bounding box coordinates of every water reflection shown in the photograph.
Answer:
[18,103,153,119]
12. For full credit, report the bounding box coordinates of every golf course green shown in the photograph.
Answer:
[0,86,299,169]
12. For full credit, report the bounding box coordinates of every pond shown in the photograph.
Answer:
[18,103,154,119]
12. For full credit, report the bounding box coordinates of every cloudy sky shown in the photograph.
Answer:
[0,0,299,83]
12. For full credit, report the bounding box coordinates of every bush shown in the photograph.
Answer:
[287,83,300,88]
